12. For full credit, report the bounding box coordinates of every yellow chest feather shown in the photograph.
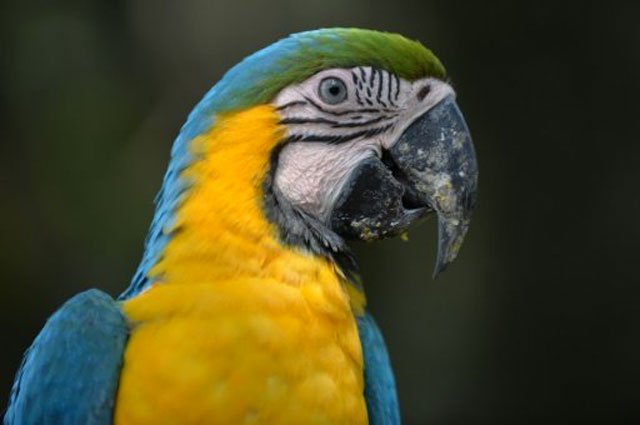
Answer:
[114,278,367,425]
[113,106,367,424]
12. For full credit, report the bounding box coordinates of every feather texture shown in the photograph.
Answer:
[4,290,128,425]
[358,312,401,425]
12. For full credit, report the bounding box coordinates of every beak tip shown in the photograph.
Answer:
[431,261,449,280]
[432,215,468,279]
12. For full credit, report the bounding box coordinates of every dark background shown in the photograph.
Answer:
[1,1,638,424]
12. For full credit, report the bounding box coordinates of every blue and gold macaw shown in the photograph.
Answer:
[4,28,477,425]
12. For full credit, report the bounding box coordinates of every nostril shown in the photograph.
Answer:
[401,189,424,210]
[417,84,431,101]
[380,148,395,169]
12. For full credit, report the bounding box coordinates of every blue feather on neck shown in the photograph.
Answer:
[119,32,320,299]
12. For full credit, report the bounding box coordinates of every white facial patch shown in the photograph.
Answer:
[272,66,455,222]
[276,139,380,220]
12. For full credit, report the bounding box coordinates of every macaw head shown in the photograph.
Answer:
[123,28,478,298]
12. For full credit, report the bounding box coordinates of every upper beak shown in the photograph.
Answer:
[389,95,478,277]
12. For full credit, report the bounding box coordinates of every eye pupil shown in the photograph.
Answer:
[318,77,348,105]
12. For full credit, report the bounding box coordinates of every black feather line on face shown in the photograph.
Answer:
[376,71,388,108]
[387,72,396,107]
[276,100,308,111]
[393,74,400,101]
[351,71,359,85]
[281,114,396,129]
[368,68,376,89]
[280,117,342,126]
[330,115,396,128]
[283,123,393,145]
[303,96,391,116]
[359,67,367,82]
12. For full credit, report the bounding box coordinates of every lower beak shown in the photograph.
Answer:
[389,95,478,277]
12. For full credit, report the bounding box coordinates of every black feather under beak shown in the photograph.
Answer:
[329,95,478,277]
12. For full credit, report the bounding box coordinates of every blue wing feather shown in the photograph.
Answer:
[4,289,128,425]
[358,312,401,425]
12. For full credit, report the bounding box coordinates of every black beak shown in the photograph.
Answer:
[328,95,477,278]
[389,95,478,277]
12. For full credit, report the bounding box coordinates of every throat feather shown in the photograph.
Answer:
[127,105,365,313]
[150,106,291,284]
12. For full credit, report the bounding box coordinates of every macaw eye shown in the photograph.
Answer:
[318,77,348,105]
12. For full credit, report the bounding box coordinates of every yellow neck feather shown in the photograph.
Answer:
[146,105,365,312]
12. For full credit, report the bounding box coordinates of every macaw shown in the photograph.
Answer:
[4,28,478,425]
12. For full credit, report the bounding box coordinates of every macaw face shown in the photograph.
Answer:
[271,67,478,276]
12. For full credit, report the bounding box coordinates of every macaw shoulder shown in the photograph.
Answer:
[4,289,128,425]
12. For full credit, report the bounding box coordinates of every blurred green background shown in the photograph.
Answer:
[1,1,639,424]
